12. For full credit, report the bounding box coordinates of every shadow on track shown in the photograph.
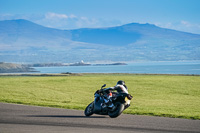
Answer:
[26,115,107,118]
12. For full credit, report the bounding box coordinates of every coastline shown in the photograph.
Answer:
[0,73,199,76]
[1,61,200,75]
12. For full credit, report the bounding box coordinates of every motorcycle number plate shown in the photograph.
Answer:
[125,97,129,102]
[125,97,131,105]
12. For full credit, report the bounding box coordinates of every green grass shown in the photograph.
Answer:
[0,74,200,119]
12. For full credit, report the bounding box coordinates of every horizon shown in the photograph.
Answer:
[0,0,200,34]
[2,18,200,35]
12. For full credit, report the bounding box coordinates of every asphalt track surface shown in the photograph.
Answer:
[0,103,200,133]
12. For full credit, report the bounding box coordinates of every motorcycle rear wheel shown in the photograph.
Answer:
[108,102,124,118]
[84,102,94,116]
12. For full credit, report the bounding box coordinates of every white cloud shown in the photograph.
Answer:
[40,13,100,29]
[69,14,77,19]
[45,12,68,19]
[181,21,190,26]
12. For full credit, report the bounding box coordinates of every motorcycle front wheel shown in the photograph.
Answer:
[84,102,94,116]
[108,102,124,118]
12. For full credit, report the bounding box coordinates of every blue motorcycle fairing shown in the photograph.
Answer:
[93,96,103,113]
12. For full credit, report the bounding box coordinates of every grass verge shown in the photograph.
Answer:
[0,73,200,119]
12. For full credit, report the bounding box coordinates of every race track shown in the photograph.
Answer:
[0,103,199,133]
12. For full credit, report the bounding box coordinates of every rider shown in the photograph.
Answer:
[103,80,129,108]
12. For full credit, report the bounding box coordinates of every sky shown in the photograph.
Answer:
[0,0,200,34]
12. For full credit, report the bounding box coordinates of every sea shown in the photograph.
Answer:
[32,61,200,75]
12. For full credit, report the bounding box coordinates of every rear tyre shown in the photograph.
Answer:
[108,102,124,118]
[84,102,94,116]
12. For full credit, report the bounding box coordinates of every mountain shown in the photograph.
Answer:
[0,19,200,63]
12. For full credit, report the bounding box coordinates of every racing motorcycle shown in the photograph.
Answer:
[84,84,132,118]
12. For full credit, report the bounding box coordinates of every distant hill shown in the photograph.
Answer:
[0,62,36,73]
[0,19,200,63]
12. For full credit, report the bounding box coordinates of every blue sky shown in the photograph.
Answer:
[0,0,200,34]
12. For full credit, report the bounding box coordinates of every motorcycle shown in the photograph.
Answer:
[84,84,132,118]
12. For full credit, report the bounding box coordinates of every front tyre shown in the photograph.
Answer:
[84,102,94,116]
[108,102,124,118]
